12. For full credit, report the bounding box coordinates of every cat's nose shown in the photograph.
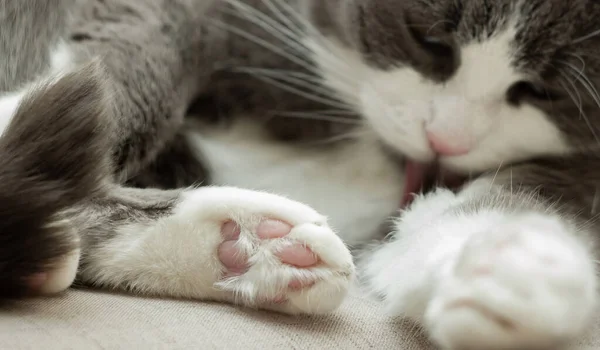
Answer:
[426,131,471,156]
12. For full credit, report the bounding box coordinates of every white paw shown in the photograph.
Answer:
[178,187,355,315]
[425,214,597,350]
[0,91,25,137]
[21,224,80,296]
[38,248,80,294]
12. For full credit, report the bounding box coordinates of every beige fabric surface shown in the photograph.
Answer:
[1,288,431,350]
[1,287,599,349]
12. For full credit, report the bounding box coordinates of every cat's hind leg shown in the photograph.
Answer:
[0,62,112,298]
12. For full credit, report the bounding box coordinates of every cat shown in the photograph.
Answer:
[2,0,600,349]
[300,1,600,348]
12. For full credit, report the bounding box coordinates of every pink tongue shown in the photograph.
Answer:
[401,161,428,208]
[438,168,466,190]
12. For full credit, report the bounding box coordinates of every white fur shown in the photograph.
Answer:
[0,91,26,137]
[186,119,404,246]
[186,119,597,346]
[3,17,594,350]
[38,220,81,294]
[49,41,75,74]
[307,20,571,174]
[80,186,355,315]
[304,12,598,346]
[39,248,81,294]
[66,118,397,315]
[361,185,598,349]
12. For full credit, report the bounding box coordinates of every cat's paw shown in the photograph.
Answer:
[178,187,355,315]
[11,229,80,297]
[215,217,353,314]
[35,248,81,295]
[425,214,597,350]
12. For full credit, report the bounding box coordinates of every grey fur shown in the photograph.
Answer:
[0,0,74,90]
[0,61,112,297]
[298,0,600,233]
[307,0,600,155]
[3,0,600,332]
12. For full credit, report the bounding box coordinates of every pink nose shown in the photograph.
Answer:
[426,131,470,156]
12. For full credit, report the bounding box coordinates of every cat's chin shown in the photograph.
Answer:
[401,160,467,208]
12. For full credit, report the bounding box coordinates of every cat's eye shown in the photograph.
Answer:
[402,13,459,80]
[417,35,454,58]
[507,81,562,105]
[407,23,454,59]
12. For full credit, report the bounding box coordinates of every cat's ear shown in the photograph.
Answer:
[0,60,113,297]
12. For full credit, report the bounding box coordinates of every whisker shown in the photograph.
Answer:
[214,0,363,112]
[557,74,584,117]
[259,0,305,38]
[236,67,352,106]
[209,18,315,72]
[223,0,306,52]
[306,109,359,116]
[217,0,359,88]
[509,167,513,195]
[246,72,353,110]
[234,67,322,84]
[565,63,600,107]
[488,161,504,194]
[236,66,357,101]
[300,129,371,145]
[272,110,361,124]
[572,28,600,45]
[567,53,586,72]
[592,186,600,216]
[559,61,600,145]
[265,0,360,74]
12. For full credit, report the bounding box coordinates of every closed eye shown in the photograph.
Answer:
[409,28,454,59]
[507,81,563,105]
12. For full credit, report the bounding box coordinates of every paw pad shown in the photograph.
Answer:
[218,219,319,302]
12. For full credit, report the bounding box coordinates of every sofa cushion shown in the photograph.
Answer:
[1,288,598,349]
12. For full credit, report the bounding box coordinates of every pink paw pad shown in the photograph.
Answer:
[218,219,319,300]
[20,273,48,295]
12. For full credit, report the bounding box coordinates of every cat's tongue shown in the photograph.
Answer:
[400,161,466,208]
[401,161,429,207]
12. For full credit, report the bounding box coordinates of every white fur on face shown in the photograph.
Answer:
[307,21,572,173]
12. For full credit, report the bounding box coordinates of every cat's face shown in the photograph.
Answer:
[302,0,600,174]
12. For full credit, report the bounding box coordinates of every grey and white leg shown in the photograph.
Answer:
[74,186,354,315]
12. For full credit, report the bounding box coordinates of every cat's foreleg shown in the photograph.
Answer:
[71,186,354,315]
[361,179,597,349]
[66,1,224,182]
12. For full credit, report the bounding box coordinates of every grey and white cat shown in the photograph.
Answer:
[2,0,600,349]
